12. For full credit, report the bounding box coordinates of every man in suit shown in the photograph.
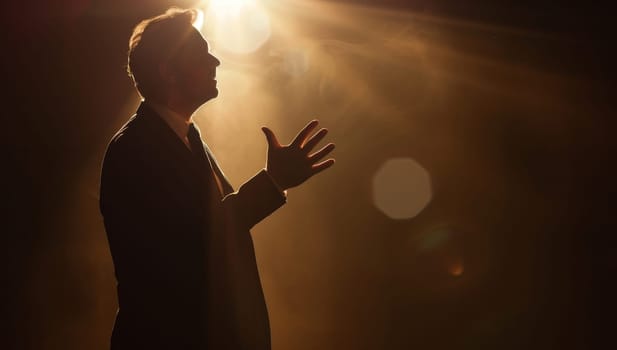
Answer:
[99,8,335,350]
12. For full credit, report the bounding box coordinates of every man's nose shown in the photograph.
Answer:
[209,53,220,67]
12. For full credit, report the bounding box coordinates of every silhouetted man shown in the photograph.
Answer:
[99,8,335,350]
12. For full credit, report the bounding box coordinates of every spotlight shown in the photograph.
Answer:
[200,0,271,54]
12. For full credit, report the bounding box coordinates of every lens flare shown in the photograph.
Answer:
[372,158,432,220]
[449,261,465,277]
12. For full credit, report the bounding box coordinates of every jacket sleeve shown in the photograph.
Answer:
[221,169,287,231]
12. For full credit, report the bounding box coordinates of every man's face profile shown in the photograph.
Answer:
[170,28,221,105]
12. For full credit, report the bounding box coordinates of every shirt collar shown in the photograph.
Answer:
[145,100,193,142]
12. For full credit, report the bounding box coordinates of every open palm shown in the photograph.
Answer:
[261,120,336,190]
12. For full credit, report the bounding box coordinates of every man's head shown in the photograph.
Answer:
[127,8,220,108]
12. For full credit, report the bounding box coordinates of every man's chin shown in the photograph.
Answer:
[201,88,219,103]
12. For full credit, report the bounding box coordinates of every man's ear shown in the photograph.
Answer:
[158,63,176,84]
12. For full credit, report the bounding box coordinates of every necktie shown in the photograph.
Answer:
[188,123,208,163]
[187,123,222,198]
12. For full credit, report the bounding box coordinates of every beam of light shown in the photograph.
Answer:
[199,0,271,54]
[192,0,573,219]
[280,49,310,77]
[372,158,432,220]
[208,0,250,17]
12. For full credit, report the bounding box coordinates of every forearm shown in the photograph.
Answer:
[221,169,287,230]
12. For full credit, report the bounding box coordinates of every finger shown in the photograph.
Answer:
[291,119,319,148]
[310,158,335,176]
[261,127,281,148]
[301,128,328,152]
[309,143,335,162]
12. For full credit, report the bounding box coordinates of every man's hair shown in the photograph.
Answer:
[127,8,197,100]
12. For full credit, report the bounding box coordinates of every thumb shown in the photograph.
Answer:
[261,127,280,147]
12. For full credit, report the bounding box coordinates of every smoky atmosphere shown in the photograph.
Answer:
[4,0,612,349]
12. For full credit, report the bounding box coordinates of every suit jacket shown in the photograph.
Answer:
[99,102,286,349]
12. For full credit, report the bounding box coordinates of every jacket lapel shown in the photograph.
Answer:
[135,103,210,197]
[136,102,233,199]
[203,144,235,196]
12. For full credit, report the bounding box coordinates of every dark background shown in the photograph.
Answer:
[3,0,613,349]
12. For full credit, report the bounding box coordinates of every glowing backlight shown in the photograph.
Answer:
[192,9,205,31]
[209,0,250,17]
[200,0,271,54]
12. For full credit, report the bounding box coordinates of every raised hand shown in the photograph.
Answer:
[261,120,336,191]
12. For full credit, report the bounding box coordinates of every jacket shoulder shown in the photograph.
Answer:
[106,114,156,159]
[108,115,143,148]
[101,116,158,183]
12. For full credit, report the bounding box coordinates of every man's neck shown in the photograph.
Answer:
[145,99,195,148]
